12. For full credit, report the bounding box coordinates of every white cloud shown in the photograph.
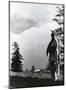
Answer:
[10,14,37,34]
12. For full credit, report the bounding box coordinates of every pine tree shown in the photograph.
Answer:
[11,42,23,72]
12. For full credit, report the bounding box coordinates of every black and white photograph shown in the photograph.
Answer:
[9,1,64,88]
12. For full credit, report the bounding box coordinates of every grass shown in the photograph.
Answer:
[9,76,64,88]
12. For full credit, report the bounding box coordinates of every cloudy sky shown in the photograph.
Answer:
[10,2,61,70]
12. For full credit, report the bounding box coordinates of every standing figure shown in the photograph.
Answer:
[31,65,35,76]
[46,32,57,81]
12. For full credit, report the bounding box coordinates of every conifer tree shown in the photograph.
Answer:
[11,42,23,72]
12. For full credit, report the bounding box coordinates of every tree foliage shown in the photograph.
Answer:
[53,5,64,26]
[52,5,64,78]
[53,5,64,58]
[11,42,23,72]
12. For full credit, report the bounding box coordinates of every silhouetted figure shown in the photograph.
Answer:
[46,32,57,80]
[31,65,35,75]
